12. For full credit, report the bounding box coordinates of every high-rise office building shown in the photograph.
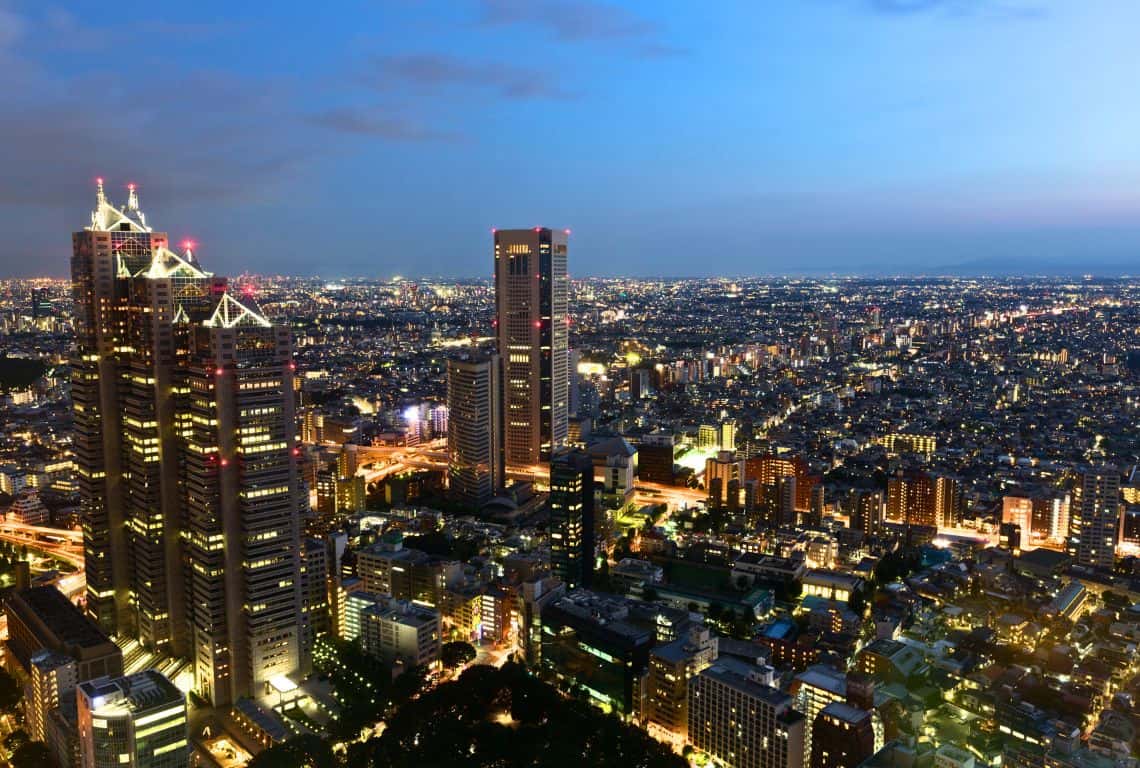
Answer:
[71,180,193,641]
[494,228,569,465]
[447,353,503,507]
[70,181,307,706]
[549,449,596,590]
[183,297,306,705]
[1071,466,1122,570]
[77,670,187,768]
[689,662,806,768]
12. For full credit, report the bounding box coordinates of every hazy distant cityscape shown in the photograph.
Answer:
[0,181,1135,768]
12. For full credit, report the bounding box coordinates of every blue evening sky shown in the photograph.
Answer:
[1,0,1138,277]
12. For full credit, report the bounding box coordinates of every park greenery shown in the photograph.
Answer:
[252,662,685,768]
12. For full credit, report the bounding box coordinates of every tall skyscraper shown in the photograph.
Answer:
[447,353,503,507]
[549,449,595,590]
[70,181,307,706]
[72,180,177,640]
[183,296,306,705]
[1071,466,1122,570]
[494,228,569,465]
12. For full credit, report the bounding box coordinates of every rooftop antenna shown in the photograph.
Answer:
[92,178,108,230]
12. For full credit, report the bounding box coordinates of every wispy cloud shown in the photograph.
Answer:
[863,0,1046,19]
[310,107,464,142]
[365,53,576,100]
[37,6,240,51]
[475,0,687,57]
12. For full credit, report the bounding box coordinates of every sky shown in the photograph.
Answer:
[1,0,1139,278]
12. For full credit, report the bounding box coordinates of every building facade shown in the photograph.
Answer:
[447,353,503,507]
[494,228,569,465]
[689,662,805,768]
[70,182,307,706]
[549,449,596,590]
[77,670,187,768]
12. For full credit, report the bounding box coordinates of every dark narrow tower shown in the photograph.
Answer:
[549,449,595,590]
[493,228,569,466]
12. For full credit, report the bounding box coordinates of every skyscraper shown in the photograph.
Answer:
[549,449,595,590]
[70,181,307,706]
[447,353,503,507]
[183,295,306,705]
[494,228,569,465]
[1071,466,1122,570]
[71,180,185,640]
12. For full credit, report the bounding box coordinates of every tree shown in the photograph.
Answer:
[10,742,52,768]
[247,735,335,768]
[4,729,29,753]
[0,668,22,713]
[441,641,478,668]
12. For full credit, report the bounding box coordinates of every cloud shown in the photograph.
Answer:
[310,107,464,142]
[0,73,308,209]
[38,6,240,51]
[475,0,687,57]
[0,4,316,221]
[365,53,575,100]
[0,4,26,50]
[862,0,1046,18]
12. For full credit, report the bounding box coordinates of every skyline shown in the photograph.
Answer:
[3,1,1140,277]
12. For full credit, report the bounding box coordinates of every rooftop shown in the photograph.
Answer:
[15,585,112,649]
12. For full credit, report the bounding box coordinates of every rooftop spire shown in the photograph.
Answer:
[127,183,140,211]
[96,177,106,208]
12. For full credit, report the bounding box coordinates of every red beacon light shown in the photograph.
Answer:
[534,320,542,328]
[215,367,225,376]
[220,458,229,467]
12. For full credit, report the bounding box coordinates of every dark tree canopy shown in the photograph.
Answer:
[10,741,53,768]
[441,641,478,668]
[360,663,686,768]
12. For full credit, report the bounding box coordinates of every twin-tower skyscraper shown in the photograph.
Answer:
[71,181,305,706]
